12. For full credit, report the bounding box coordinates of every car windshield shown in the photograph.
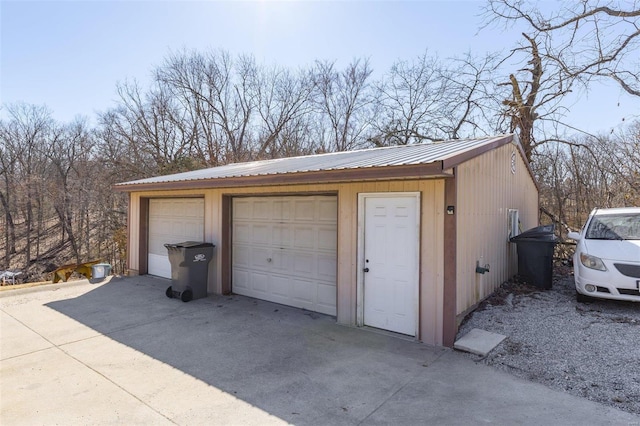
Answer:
[585,213,640,240]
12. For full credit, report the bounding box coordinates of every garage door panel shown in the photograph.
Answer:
[182,200,206,217]
[271,225,291,247]
[232,195,337,316]
[292,279,315,303]
[233,223,251,243]
[292,252,314,275]
[293,227,314,249]
[249,271,269,294]
[252,225,271,245]
[253,200,271,220]
[250,247,272,269]
[185,222,204,237]
[232,245,250,267]
[270,275,292,299]
[272,199,291,220]
[318,255,337,280]
[234,200,252,219]
[148,254,171,279]
[318,200,338,222]
[317,283,337,309]
[294,200,315,221]
[233,269,249,291]
[148,199,204,278]
[270,251,291,271]
[318,227,337,251]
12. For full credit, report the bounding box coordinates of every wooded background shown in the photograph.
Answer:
[2,0,639,281]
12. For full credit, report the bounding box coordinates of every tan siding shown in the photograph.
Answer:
[337,184,357,325]
[128,193,140,275]
[455,142,538,316]
[417,179,445,345]
[126,180,445,344]
[205,191,221,294]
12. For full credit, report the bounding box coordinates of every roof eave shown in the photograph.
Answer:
[441,134,514,169]
[113,162,448,192]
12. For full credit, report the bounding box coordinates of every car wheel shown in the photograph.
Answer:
[165,286,173,298]
[576,291,592,303]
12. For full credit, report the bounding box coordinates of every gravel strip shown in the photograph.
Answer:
[456,272,640,416]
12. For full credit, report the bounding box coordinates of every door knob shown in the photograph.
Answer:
[363,268,370,273]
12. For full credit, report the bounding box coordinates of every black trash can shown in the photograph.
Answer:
[510,225,558,289]
[164,241,214,302]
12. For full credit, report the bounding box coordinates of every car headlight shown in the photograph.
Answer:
[580,253,607,271]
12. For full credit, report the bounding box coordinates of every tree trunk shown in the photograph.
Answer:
[0,192,15,269]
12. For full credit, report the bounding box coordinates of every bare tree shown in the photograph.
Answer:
[370,53,447,146]
[2,104,53,269]
[252,65,315,159]
[45,119,98,262]
[312,58,374,152]
[108,79,198,175]
[155,49,256,164]
[437,52,506,139]
[484,1,640,162]
[0,118,18,268]
[486,0,640,97]
[499,33,575,161]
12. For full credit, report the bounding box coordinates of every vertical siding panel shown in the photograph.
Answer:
[388,181,405,192]
[456,142,538,317]
[418,179,445,345]
[337,182,356,325]
[375,181,388,192]
[128,193,140,274]
[206,189,222,294]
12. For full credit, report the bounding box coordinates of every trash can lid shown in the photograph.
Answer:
[510,224,558,242]
[164,241,215,249]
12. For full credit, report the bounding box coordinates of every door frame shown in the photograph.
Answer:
[356,192,421,336]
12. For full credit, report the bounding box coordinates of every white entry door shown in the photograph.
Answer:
[361,194,419,336]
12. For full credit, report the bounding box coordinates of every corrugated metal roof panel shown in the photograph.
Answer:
[116,135,513,187]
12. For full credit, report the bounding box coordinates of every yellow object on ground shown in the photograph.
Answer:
[52,260,102,283]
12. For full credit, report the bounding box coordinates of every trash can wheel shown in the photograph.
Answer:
[166,286,173,298]
[181,289,193,302]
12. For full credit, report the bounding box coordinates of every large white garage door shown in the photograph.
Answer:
[232,196,337,315]
[148,198,205,278]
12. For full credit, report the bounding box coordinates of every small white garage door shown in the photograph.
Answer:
[148,198,205,278]
[232,195,337,315]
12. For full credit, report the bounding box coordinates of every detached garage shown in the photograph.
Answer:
[116,134,538,347]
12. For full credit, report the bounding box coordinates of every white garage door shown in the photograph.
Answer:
[232,196,337,315]
[148,198,205,278]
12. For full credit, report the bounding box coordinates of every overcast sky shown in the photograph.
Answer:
[1,0,637,135]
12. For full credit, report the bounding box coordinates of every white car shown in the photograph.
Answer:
[568,207,640,303]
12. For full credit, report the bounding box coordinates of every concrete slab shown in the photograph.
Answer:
[1,275,638,425]
[0,310,52,360]
[63,336,286,425]
[0,346,173,425]
[453,327,507,356]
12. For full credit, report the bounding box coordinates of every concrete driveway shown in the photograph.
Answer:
[1,276,638,425]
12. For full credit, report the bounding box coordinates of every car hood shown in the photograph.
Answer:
[583,239,640,262]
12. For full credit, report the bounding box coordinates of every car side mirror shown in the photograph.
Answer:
[567,231,581,241]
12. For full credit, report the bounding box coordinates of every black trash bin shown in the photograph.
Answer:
[510,225,558,289]
[164,241,214,302]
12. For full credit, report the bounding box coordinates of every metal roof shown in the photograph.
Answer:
[115,134,518,190]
